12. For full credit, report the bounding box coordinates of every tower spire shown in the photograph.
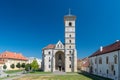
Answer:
[69,8,71,15]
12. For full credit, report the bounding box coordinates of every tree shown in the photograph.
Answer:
[3,64,7,70]
[16,63,21,69]
[25,63,31,71]
[21,63,25,68]
[31,59,39,71]
[10,64,15,69]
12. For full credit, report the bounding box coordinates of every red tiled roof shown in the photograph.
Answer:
[0,51,28,61]
[90,41,120,57]
[81,58,89,67]
[43,44,55,49]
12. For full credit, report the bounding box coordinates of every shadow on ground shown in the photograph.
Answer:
[78,71,112,80]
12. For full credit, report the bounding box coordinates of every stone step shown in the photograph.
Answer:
[53,71,66,75]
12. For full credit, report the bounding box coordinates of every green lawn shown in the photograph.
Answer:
[12,72,112,80]
[29,71,51,74]
[4,70,23,74]
[13,75,94,80]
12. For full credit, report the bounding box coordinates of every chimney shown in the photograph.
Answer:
[116,40,119,42]
[100,46,103,52]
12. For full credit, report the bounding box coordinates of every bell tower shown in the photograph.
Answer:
[64,9,76,49]
[64,9,77,72]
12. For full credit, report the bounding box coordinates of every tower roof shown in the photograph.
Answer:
[64,9,76,20]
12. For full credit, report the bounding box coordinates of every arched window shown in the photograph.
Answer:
[69,35,71,37]
[69,64,71,68]
[114,55,117,64]
[69,46,71,48]
[111,65,114,71]
[69,51,71,54]
[57,45,59,48]
[106,56,109,64]
[49,57,50,62]
[48,51,51,55]
[69,57,71,61]
[69,40,71,43]
[69,22,72,26]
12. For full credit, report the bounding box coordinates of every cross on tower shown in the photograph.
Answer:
[69,8,71,15]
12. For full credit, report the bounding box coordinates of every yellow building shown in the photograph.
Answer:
[0,51,28,70]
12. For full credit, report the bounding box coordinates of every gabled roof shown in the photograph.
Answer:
[0,51,28,61]
[81,58,89,67]
[89,41,120,57]
[43,40,65,50]
[43,44,55,50]
[55,40,64,49]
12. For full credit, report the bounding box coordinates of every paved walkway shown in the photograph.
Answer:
[1,71,26,80]
[53,71,66,75]
[0,71,7,78]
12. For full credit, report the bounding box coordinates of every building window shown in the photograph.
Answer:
[49,57,50,62]
[69,40,71,43]
[95,58,97,64]
[114,70,116,75]
[48,51,51,55]
[49,65,51,68]
[95,69,96,72]
[69,35,71,37]
[114,55,117,64]
[57,45,59,48]
[69,64,71,68]
[106,69,108,74]
[69,51,71,54]
[69,57,71,61]
[111,65,114,71]
[69,46,71,48]
[69,22,72,26]
[99,57,102,64]
[60,45,62,48]
[106,56,109,64]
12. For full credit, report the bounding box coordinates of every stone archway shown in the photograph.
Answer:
[55,51,65,71]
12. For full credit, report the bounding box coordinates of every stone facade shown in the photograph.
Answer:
[42,13,77,72]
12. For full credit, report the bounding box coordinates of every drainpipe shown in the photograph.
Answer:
[118,50,120,80]
[96,56,98,75]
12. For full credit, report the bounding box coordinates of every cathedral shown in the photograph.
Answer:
[42,11,77,72]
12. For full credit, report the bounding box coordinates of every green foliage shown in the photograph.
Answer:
[16,63,21,68]
[31,59,39,71]
[10,64,15,69]
[25,63,31,71]
[3,64,7,69]
[21,63,25,68]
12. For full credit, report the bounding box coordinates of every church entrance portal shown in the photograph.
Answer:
[55,51,65,71]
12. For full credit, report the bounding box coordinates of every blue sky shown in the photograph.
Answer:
[0,0,120,59]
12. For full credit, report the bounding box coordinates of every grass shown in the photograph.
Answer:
[4,70,23,74]
[12,72,112,80]
[79,71,112,80]
[13,75,94,80]
[29,71,51,74]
